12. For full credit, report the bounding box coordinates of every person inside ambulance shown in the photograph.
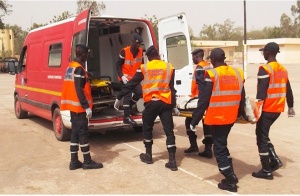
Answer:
[61,44,103,170]
[114,46,180,171]
[115,34,144,125]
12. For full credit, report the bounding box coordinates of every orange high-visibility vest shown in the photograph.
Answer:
[118,46,143,81]
[191,60,211,98]
[260,62,288,113]
[61,61,93,113]
[204,66,244,125]
[140,60,174,104]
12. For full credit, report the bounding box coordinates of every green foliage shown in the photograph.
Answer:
[143,14,158,46]
[199,19,244,51]
[0,0,12,29]
[76,0,106,16]
[50,11,74,24]
[27,22,48,31]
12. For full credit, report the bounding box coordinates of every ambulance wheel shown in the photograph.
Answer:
[14,94,28,119]
[53,108,71,141]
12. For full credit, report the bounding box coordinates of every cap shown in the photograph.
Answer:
[145,45,157,56]
[76,44,90,52]
[191,48,204,55]
[259,42,280,53]
[133,33,143,43]
[207,48,226,60]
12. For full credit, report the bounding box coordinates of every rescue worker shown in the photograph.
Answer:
[184,48,214,159]
[61,44,103,170]
[252,42,295,180]
[190,48,246,192]
[114,45,180,171]
[116,33,144,125]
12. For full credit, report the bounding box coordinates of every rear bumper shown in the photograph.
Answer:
[60,110,160,131]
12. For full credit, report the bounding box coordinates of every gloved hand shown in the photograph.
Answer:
[254,99,264,121]
[190,124,197,132]
[172,108,180,116]
[121,76,128,84]
[288,107,295,117]
[114,99,121,110]
[85,108,92,118]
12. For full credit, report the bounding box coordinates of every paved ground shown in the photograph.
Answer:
[0,63,299,194]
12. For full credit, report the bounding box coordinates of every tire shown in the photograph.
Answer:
[14,94,28,119]
[53,108,71,141]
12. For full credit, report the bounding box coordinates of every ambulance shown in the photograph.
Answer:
[14,9,193,141]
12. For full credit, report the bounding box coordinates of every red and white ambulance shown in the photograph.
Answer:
[14,9,193,141]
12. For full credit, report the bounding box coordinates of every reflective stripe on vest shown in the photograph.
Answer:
[141,60,173,104]
[119,46,143,81]
[205,66,243,125]
[261,62,287,112]
[191,61,211,98]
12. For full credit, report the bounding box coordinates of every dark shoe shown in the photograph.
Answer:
[252,169,273,180]
[184,146,199,154]
[140,153,153,164]
[69,160,83,170]
[218,178,237,192]
[123,117,137,125]
[221,174,239,184]
[165,161,178,171]
[270,160,283,172]
[198,150,213,158]
[82,160,103,170]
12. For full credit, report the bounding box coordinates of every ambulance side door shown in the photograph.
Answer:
[158,13,193,96]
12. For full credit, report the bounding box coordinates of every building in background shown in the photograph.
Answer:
[191,40,239,62]
[0,29,15,60]
[246,38,300,64]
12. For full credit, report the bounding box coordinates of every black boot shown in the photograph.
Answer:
[123,106,137,125]
[252,155,273,180]
[165,151,178,171]
[82,153,103,170]
[268,145,283,172]
[198,144,213,158]
[69,153,82,170]
[184,130,199,154]
[140,140,153,164]
[218,173,238,192]
[83,160,103,169]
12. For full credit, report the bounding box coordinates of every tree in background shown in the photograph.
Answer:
[0,0,11,29]
[50,11,74,24]
[76,0,106,16]
[143,15,158,46]
[199,19,244,51]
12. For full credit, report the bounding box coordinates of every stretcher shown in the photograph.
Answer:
[176,96,258,124]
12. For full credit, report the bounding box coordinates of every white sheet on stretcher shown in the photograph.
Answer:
[176,96,198,110]
[176,96,257,124]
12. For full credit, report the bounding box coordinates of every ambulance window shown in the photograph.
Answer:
[48,43,62,67]
[166,35,188,70]
[18,46,27,72]
[71,30,87,60]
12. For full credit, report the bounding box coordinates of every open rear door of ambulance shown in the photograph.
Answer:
[158,13,193,96]
[72,9,91,57]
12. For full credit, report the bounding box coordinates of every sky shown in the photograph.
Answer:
[2,0,297,34]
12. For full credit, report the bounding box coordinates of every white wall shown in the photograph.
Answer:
[246,38,300,64]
